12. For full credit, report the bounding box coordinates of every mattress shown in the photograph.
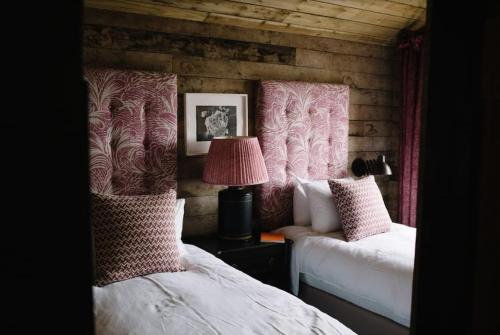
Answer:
[274,223,415,327]
[93,244,355,335]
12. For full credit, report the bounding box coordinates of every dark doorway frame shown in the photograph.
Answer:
[4,2,94,334]
[411,1,499,334]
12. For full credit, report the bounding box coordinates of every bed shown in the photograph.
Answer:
[255,80,414,335]
[276,224,415,331]
[94,244,355,334]
[85,68,356,335]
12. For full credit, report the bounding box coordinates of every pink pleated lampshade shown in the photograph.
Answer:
[203,136,269,186]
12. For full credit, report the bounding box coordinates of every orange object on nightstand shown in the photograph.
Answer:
[260,232,285,243]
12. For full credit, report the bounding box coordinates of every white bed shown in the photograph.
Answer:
[93,244,356,335]
[274,223,416,327]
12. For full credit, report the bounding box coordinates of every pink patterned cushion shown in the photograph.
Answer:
[328,176,391,241]
[85,68,177,195]
[256,80,349,230]
[91,189,183,286]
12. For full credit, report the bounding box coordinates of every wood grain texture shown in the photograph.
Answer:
[83,9,402,235]
[282,11,399,39]
[318,0,425,19]
[349,105,398,120]
[86,0,208,21]
[157,0,400,40]
[84,0,426,46]
[178,179,225,198]
[184,196,218,217]
[349,121,365,137]
[182,214,218,236]
[159,0,292,22]
[204,12,392,45]
[178,77,255,94]
[173,55,394,91]
[232,0,423,29]
[296,48,393,75]
[84,47,173,72]
[84,8,395,59]
[348,120,398,137]
[207,21,395,59]
[350,88,396,106]
[364,121,399,137]
[349,136,399,152]
[84,24,296,65]
[174,55,340,83]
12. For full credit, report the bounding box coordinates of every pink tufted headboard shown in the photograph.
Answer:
[84,68,177,195]
[256,80,349,230]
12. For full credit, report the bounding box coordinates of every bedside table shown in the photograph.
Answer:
[183,234,292,292]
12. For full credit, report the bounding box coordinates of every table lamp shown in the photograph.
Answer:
[203,136,269,240]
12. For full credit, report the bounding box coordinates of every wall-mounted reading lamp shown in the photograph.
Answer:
[351,154,392,177]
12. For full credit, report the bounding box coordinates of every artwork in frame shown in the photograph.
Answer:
[184,93,248,156]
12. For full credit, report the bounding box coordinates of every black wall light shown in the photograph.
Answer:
[351,154,392,177]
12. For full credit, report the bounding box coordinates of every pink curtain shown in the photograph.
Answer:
[398,31,425,227]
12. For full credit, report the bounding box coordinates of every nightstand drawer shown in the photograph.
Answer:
[221,253,284,274]
[219,243,284,269]
[183,234,291,291]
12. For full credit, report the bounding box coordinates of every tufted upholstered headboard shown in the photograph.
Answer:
[84,68,177,195]
[255,80,349,230]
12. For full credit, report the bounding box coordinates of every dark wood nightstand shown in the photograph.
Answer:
[183,234,292,292]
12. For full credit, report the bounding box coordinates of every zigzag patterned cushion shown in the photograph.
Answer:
[328,176,391,241]
[91,189,183,286]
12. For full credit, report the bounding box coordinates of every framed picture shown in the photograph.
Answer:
[184,93,248,156]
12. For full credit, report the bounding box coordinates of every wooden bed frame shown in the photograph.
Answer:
[299,282,409,335]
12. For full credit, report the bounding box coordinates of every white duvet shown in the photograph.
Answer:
[275,223,415,327]
[93,244,355,335]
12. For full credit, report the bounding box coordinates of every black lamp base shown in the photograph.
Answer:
[218,186,253,240]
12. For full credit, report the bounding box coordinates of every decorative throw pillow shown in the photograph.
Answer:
[293,176,312,226]
[91,190,183,286]
[304,179,342,233]
[328,176,391,241]
[175,198,187,256]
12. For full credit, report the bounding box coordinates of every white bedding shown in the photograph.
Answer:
[93,244,356,335]
[274,223,415,327]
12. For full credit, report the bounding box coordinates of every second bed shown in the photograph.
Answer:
[255,80,415,335]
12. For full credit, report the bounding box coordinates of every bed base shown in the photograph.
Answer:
[299,282,409,335]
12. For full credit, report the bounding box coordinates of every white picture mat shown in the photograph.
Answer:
[184,93,248,156]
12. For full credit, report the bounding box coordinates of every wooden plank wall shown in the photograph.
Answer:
[83,8,401,236]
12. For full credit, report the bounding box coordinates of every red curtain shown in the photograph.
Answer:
[398,31,425,227]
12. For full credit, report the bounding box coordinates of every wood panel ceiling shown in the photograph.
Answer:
[85,0,427,46]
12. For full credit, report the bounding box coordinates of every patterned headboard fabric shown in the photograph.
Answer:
[256,80,349,230]
[84,68,177,195]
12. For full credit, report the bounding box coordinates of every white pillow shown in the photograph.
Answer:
[175,198,187,256]
[304,180,341,233]
[293,176,311,226]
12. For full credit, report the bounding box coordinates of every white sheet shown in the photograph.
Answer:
[274,223,415,327]
[93,244,356,335]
